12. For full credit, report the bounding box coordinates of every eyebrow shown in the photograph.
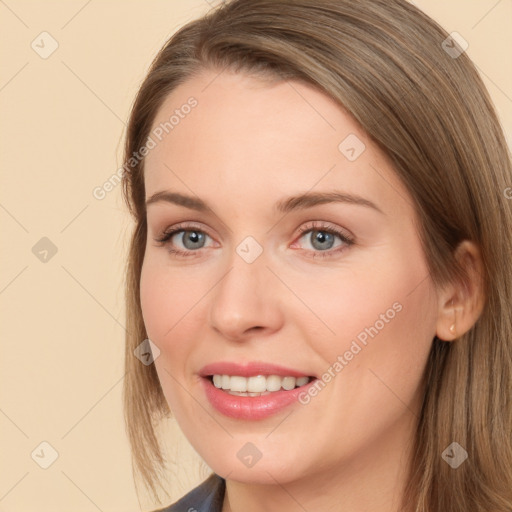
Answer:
[145,190,384,215]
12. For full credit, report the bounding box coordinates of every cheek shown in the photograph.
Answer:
[139,255,200,340]
[297,248,437,388]
[139,258,199,412]
[139,255,213,389]
[139,260,167,340]
[286,254,436,455]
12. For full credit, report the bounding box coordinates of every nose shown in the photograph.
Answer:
[208,247,284,342]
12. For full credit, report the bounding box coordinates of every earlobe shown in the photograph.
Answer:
[436,298,461,342]
[435,240,486,342]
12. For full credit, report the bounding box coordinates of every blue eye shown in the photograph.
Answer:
[154,225,212,257]
[154,221,355,259]
[294,223,354,259]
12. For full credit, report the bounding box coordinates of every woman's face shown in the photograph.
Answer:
[140,70,440,485]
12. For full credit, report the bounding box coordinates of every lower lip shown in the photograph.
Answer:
[201,377,316,420]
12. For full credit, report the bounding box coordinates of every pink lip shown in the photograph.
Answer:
[199,361,316,420]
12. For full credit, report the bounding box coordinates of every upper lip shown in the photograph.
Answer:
[199,361,315,378]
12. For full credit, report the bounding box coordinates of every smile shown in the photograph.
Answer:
[198,361,318,420]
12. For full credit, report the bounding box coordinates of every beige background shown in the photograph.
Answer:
[0,1,511,511]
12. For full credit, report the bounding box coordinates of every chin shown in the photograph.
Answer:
[200,442,309,485]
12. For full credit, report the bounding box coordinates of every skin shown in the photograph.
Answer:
[140,69,484,512]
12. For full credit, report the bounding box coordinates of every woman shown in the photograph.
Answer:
[121,1,512,510]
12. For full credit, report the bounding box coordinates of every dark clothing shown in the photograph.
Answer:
[153,473,226,512]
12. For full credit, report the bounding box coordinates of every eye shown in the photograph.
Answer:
[293,221,354,259]
[153,221,355,259]
[154,223,214,257]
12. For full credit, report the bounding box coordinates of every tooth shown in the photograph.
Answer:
[247,375,267,392]
[221,375,231,389]
[212,374,309,392]
[296,376,309,387]
[212,375,222,388]
[282,376,296,390]
[230,376,247,392]
[266,375,282,392]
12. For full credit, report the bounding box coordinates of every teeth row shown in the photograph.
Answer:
[212,374,310,393]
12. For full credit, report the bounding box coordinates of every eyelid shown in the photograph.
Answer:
[294,221,354,242]
[154,221,215,245]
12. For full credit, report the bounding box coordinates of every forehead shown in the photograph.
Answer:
[143,69,412,219]
[147,69,358,152]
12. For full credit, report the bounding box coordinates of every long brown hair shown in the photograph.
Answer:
[121,1,512,510]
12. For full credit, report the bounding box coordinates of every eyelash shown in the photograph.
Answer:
[153,221,355,260]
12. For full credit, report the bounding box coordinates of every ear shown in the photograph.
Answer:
[435,240,486,341]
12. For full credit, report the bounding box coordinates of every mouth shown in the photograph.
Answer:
[206,374,314,396]
[198,361,318,420]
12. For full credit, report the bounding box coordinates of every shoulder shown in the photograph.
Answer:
[151,473,226,512]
